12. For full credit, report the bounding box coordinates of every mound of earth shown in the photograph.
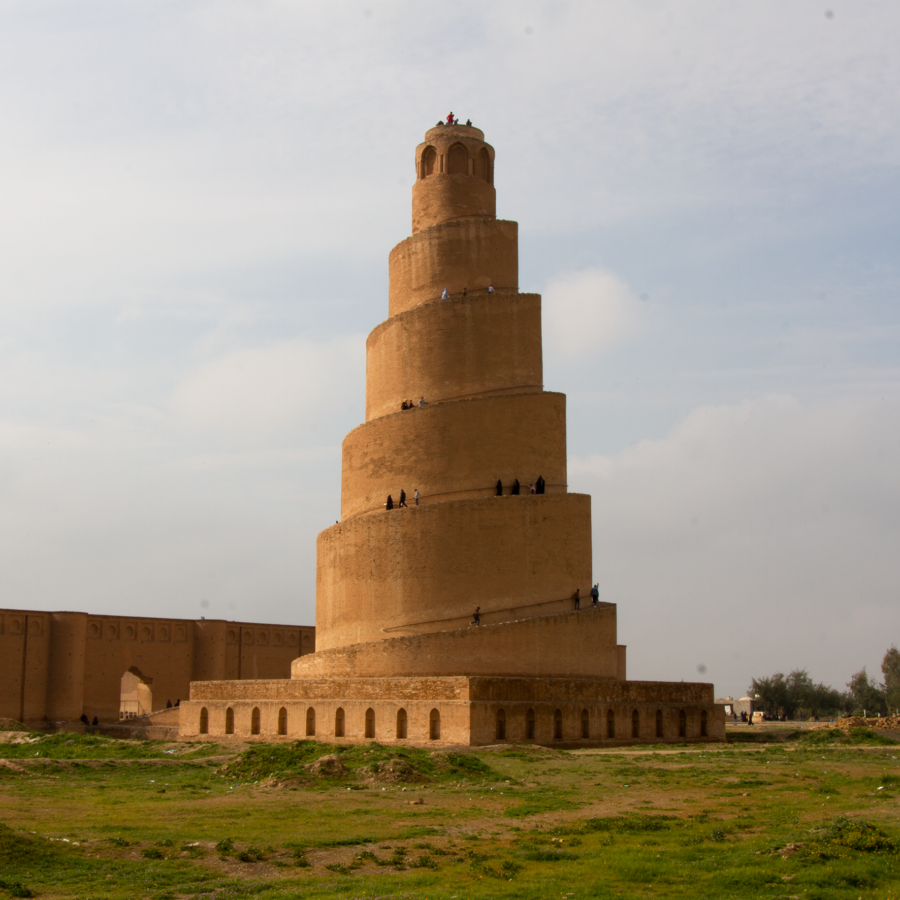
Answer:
[0,719,31,733]
[304,755,347,777]
[0,732,39,745]
[217,740,503,789]
[808,716,900,732]
[358,758,422,784]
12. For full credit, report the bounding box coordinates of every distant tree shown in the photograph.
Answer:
[882,646,900,713]
[750,669,844,719]
[847,668,887,716]
[749,673,789,718]
[804,682,845,718]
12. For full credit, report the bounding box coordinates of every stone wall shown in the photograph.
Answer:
[291,607,620,680]
[388,219,516,315]
[316,493,593,652]
[365,291,542,422]
[181,675,725,746]
[183,675,474,745]
[342,392,566,518]
[0,608,314,724]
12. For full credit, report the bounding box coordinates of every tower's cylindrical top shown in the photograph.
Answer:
[412,123,496,233]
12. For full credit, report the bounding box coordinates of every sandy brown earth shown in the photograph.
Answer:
[808,714,900,731]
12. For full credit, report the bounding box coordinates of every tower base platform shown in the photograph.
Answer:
[178,675,725,747]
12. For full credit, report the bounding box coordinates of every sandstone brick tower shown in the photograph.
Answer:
[180,122,724,746]
[314,122,599,669]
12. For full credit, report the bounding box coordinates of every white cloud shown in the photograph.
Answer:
[571,394,900,694]
[543,267,644,359]
[170,334,365,440]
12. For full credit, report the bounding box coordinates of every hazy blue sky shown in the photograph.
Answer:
[2,1,898,700]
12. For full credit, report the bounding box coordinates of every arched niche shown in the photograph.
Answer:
[447,142,467,175]
[479,147,491,183]
[421,146,437,178]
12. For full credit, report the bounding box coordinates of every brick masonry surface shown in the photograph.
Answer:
[182,676,725,746]
[0,608,313,724]
[365,291,542,423]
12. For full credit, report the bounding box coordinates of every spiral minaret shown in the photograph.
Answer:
[181,122,724,746]
[313,123,597,665]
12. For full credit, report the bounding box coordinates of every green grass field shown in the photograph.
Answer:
[1,727,898,899]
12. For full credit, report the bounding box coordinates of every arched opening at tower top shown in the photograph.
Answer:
[447,142,467,175]
[422,146,437,178]
[479,147,491,183]
[119,667,153,720]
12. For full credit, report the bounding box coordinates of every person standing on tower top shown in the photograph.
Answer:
[572,588,581,610]
[414,489,420,506]
[446,111,454,124]
[398,489,407,508]
[441,287,449,299]
[591,583,599,607]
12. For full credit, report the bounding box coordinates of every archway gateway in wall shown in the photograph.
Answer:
[119,667,153,720]
[177,120,725,747]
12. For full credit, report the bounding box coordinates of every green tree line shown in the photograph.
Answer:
[749,646,900,719]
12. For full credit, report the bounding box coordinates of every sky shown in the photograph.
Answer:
[1,1,898,702]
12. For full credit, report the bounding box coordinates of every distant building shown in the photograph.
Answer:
[716,696,756,719]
